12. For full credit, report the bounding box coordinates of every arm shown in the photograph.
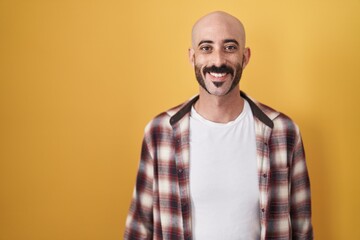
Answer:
[124,138,154,240]
[290,130,313,239]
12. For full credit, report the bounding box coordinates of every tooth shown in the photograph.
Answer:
[210,72,226,77]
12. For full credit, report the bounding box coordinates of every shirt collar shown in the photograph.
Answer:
[168,91,278,129]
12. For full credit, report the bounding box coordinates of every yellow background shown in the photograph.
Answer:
[1,0,359,239]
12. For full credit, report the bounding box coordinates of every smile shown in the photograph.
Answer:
[209,72,227,78]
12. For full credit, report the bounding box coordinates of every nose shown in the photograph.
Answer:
[211,48,227,67]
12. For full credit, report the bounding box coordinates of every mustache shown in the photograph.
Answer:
[203,65,234,75]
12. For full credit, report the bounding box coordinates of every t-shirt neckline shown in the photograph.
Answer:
[190,99,249,128]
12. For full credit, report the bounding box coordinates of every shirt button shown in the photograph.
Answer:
[178,168,183,174]
[262,173,267,178]
[261,208,265,213]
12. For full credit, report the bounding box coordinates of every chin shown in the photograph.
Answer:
[205,87,232,96]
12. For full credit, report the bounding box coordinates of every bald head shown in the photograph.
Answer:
[191,11,246,49]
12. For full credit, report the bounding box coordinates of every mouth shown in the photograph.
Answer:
[205,71,230,88]
[207,72,228,87]
[209,72,227,78]
[203,65,234,84]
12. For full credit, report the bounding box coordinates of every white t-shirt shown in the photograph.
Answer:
[189,99,260,240]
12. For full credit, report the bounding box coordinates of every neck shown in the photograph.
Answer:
[195,88,244,123]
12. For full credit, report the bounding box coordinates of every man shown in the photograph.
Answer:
[124,11,313,240]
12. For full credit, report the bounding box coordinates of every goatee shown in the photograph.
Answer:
[194,62,243,95]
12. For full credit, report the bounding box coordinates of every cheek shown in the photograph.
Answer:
[195,59,210,71]
[193,53,208,64]
[194,64,204,76]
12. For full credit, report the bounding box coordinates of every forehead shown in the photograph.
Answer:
[192,19,244,47]
[195,26,241,43]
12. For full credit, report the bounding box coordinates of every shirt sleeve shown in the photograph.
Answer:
[290,130,314,239]
[124,137,154,240]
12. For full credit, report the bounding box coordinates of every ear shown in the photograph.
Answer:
[242,47,251,68]
[188,48,195,67]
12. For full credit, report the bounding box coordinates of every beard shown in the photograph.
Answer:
[194,59,244,96]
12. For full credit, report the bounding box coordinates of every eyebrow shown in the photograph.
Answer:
[198,40,214,46]
[223,39,239,46]
[197,39,240,47]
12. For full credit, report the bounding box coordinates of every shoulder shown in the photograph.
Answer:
[249,97,302,155]
[247,94,300,134]
[143,96,196,136]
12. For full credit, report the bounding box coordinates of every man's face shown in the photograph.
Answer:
[190,15,248,96]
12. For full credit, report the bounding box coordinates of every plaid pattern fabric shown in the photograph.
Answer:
[124,91,313,240]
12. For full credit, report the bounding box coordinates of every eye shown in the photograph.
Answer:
[199,45,212,52]
[225,45,238,52]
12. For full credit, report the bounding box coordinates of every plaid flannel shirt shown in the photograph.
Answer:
[124,91,313,240]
